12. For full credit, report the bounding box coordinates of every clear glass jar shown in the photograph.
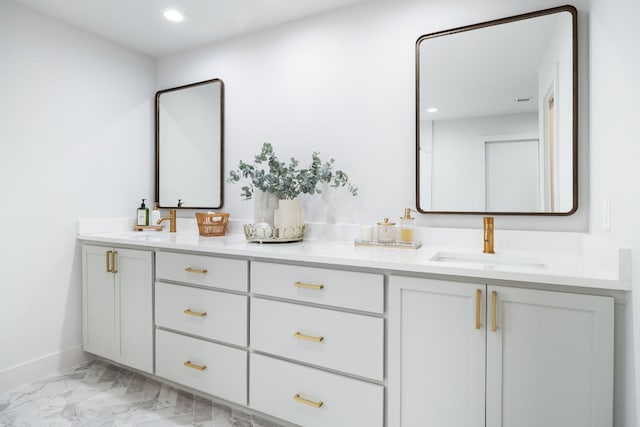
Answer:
[377,218,396,242]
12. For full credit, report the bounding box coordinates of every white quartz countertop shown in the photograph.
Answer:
[77,227,631,291]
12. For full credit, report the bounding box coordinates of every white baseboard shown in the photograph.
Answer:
[0,345,94,395]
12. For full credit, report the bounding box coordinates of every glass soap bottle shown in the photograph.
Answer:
[399,208,415,243]
[136,199,149,226]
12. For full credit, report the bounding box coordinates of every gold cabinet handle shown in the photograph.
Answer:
[184,309,207,317]
[184,360,207,371]
[294,332,324,342]
[106,250,112,273]
[491,291,497,332]
[475,289,482,329]
[294,281,324,290]
[185,267,208,274]
[111,251,117,273]
[293,394,323,408]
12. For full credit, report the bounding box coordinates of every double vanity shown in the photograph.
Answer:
[74,4,625,426]
[78,222,629,427]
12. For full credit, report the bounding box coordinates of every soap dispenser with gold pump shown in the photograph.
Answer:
[399,208,416,243]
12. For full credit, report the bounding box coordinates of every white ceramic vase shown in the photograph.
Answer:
[273,199,304,239]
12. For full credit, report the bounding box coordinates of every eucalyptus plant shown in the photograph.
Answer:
[227,143,358,200]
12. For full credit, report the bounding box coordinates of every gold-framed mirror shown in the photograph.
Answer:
[416,6,577,215]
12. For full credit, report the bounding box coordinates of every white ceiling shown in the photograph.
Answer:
[14,0,375,57]
[419,12,568,121]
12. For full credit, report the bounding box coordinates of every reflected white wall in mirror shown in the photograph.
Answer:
[417,6,576,214]
[156,79,224,208]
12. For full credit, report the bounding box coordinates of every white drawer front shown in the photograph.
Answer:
[155,282,247,346]
[251,298,383,381]
[250,354,383,427]
[156,251,248,292]
[251,262,383,313]
[156,329,247,405]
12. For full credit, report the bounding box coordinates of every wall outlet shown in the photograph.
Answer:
[603,199,611,231]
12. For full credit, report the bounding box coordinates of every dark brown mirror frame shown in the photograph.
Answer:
[415,5,577,215]
[155,78,225,210]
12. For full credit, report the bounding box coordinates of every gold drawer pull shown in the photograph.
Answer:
[475,289,482,330]
[111,251,117,273]
[185,267,208,274]
[184,309,207,317]
[106,251,112,273]
[184,360,207,371]
[294,281,324,290]
[491,291,497,332]
[294,332,324,342]
[293,394,323,408]
[106,251,118,273]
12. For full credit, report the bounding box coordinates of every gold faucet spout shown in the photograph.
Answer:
[483,217,494,254]
[157,209,177,233]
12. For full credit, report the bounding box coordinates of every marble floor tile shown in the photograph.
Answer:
[0,360,291,427]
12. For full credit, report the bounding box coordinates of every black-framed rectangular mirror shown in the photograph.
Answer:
[416,6,577,215]
[156,78,224,209]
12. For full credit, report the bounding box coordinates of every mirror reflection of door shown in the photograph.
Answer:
[484,137,540,211]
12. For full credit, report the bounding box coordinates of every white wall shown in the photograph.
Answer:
[0,0,155,390]
[589,0,640,425]
[156,0,590,231]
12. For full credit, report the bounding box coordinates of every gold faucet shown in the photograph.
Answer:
[483,217,494,254]
[158,209,177,233]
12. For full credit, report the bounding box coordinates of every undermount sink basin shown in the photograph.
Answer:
[430,251,546,270]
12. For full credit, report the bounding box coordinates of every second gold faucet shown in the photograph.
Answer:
[483,217,494,254]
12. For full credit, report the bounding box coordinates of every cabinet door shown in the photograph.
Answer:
[116,249,153,374]
[82,245,116,359]
[486,286,613,427]
[389,276,485,427]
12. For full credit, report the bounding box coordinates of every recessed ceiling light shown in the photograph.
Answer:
[163,9,187,23]
[427,107,439,113]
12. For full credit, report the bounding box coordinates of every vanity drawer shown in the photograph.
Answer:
[155,282,247,346]
[250,353,383,427]
[251,298,383,380]
[251,262,383,313]
[156,329,247,405]
[156,251,248,292]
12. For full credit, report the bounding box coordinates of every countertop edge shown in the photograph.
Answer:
[77,233,631,292]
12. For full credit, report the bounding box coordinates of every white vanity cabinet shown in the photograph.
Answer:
[154,251,249,406]
[82,245,153,373]
[250,262,385,427]
[79,230,624,427]
[388,276,614,427]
